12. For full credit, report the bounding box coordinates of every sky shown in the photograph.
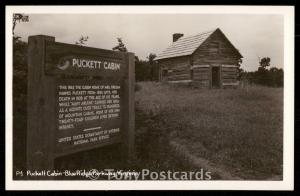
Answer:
[15,14,284,71]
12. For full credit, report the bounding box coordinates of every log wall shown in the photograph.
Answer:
[158,56,191,82]
[221,66,238,88]
[221,66,237,83]
[191,66,211,88]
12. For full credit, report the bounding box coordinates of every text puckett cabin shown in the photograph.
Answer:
[27,35,135,174]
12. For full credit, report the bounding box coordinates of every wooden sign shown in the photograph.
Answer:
[27,35,135,175]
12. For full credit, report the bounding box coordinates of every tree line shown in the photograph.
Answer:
[238,57,283,87]
[13,37,283,87]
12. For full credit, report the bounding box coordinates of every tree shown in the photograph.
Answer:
[254,57,270,85]
[135,53,159,82]
[135,58,149,82]
[237,58,244,80]
[147,53,156,63]
[259,57,271,70]
[12,34,28,174]
[147,53,158,81]
[13,14,29,36]
[13,14,29,44]
[112,38,127,52]
[75,35,89,46]
[269,67,283,87]
[13,13,28,72]
[237,67,245,81]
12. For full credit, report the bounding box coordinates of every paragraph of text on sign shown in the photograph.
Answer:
[58,84,121,131]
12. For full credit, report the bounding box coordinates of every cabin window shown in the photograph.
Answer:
[190,69,194,80]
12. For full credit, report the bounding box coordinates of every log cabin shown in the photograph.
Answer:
[155,28,243,88]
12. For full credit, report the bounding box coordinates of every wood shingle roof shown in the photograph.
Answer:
[155,29,216,60]
[155,28,242,60]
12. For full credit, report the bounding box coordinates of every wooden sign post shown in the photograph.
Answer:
[27,35,135,178]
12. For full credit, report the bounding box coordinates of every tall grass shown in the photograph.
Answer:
[135,82,283,179]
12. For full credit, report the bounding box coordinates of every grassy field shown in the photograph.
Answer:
[13,80,283,180]
[135,82,283,180]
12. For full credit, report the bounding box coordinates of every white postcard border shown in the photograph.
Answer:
[5,5,294,190]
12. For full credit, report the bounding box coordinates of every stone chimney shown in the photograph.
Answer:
[173,33,184,42]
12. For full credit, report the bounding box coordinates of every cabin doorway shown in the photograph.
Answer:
[211,66,221,88]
